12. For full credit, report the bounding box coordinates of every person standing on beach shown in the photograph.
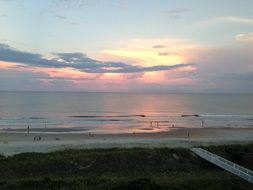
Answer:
[27,125,30,134]
[201,120,204,127]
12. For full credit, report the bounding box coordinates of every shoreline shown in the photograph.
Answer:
[1,127,253,155]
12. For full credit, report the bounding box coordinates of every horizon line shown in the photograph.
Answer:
[0,90,252,95]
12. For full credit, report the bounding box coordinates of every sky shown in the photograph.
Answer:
[0,0,253,93]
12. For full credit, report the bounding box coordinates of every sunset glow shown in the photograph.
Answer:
[0,0,252,92]
[102,50,185,66]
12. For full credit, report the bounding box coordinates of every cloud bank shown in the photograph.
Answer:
[0,43,193,74]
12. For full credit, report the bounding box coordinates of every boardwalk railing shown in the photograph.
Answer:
[192,148,253,184]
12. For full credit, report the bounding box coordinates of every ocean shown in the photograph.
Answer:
[0,92,253,134]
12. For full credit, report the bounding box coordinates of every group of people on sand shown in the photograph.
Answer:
[27,125,42,141]
[34,136,41,141]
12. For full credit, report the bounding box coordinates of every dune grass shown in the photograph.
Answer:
[0,144,252,190]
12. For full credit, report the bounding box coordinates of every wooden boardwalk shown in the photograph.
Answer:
[192,148,253,184]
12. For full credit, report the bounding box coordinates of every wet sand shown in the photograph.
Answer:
[0,127,253,155]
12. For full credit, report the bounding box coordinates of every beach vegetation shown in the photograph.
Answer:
[0,144,252,189]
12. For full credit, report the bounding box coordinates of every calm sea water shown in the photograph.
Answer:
[0,92,253,133]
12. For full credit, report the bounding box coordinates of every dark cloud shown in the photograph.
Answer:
[141,65,190,72]
[0,43,60,67]
[153,45,165,49]
[54,14,79,25]
[161,8,190,19]
[158,52,178,56]
[0,43,194,73]
[54,14,66,20]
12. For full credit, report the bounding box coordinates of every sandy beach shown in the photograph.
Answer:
[1,127,253,156]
